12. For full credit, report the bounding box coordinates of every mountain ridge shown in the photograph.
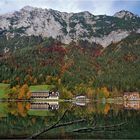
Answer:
[16,6,140,17]
[0,6,140,49]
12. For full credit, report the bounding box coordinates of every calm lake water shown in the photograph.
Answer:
[0,101,140,139]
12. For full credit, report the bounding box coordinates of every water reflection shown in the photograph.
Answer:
[0,100,140,118]
[73,100,89,106]
[124,101,140,110]
[0,101,139,139]
[30,101,59,110]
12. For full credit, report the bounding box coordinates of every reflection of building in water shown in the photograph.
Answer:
[124,101,140,110]
[30,102,59,110]
[73,96,89,106]
[31,91,59,100]
[123,92,140,101]
[74,101,86,106]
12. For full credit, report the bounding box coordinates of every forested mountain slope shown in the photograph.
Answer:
[0,34,140,92]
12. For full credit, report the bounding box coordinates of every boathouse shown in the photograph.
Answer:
[31,91,59,100]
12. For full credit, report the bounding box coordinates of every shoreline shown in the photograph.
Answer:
[0,98,140,103]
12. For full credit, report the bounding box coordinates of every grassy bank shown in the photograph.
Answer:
[29,85,54,92]
[28,110,55,116]
[106,97,123,104]
[0,83,54,99]
[0,83,9,98]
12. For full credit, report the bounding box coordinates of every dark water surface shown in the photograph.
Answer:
[0,101,140,139]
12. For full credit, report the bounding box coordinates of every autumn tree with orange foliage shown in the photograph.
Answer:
[7,84,31,100]
[96,87,110,99]
[18,84,31,100]
[101,87,110,98]
[104,104,110,114]
[8,102,31,117]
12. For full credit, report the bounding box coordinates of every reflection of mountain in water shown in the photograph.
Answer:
[30,101,59,110]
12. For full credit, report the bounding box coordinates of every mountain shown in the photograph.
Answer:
[0,6,140,93]
[0,33,140,92]
[0,6,140,49]
[114,10,139,19]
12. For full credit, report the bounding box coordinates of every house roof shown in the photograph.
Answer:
[124,92,139,95]
[32,91,49,93]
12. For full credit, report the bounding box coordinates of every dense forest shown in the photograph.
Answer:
[0,33,140,97]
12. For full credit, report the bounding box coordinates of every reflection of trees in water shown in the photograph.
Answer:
[7,102,30,117]
[0,102,139,138]
[3,101,140,118]
[0,114,51,137]
[29,103,140,138]
[28,108,132,139]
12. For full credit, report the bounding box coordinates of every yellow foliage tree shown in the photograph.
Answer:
[18,84,31,100]
[25,103,31,110]
[27,91,31,99]
[86,87,94,99]
[60,86,73,99]
[104,104,110,114]
[74,83,86,95]
[33,78,37,84]
[101,87,110,98]
[8,86,19,99]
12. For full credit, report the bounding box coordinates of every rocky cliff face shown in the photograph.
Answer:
[114,10,139,19]
[0,6,140,47]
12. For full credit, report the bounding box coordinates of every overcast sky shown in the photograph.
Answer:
[0,0,140,16]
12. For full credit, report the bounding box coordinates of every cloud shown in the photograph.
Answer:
[78,0,115,15]
[112,0,140,15]
[0,0,80,14]
[0,0,139,16]
[77,0,140,15]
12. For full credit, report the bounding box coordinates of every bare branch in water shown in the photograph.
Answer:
[97,122,127,129]
[27,105,127,139]
[27,108,86,139]
[27,110,68,139]
[72,122,127,133]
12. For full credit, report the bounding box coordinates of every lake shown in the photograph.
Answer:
[0,101,140,139]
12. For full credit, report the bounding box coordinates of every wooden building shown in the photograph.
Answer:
[31,91,59,100]
[123,92,140,101]
[75,96,87,100]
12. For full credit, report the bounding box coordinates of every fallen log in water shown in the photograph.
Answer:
[72,121,127,133]
[27,108,86,139]
[27,110,68,139]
